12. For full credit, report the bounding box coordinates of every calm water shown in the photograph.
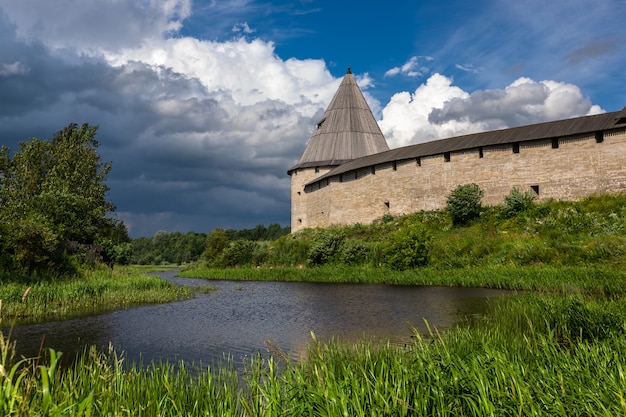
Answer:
[5,270,513,367]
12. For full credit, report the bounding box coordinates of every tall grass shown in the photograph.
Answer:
[2,294,626,415]
[0,267,193,324]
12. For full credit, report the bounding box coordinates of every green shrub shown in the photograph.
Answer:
[220,240,257,267]
[383,222,432,270]
[446,183,484,226]
[307,230,345,266]
[266,234,310,266]
[502,187,535,218]
[339,239,370,265]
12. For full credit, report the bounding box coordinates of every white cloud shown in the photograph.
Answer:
[384,56,433,78]
[455,63,481,74]
[380,74,604,148]
[232,22,255,34]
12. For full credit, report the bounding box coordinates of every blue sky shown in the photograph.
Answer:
[0,0,624,237]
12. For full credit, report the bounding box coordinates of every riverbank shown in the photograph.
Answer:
[2,288,625,415]
[0,266,194,324]
[180,264,626,295]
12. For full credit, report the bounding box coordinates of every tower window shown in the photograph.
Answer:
[444,152,450,162]
[371,166,376,175]
[392,161,397,171]
[416,157,421,166]
[384,201,390,208]
[478,147,484,158]
[315,167,320,173]
[595,131,604,143]
[551,138,559,149]
[512,143,520,154]
[531,185,539,195]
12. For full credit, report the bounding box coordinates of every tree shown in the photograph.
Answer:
[445,183,484,226]
[0,123,117,274]
[203,228,229,263]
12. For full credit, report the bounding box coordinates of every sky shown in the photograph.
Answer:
[0,0,624,237]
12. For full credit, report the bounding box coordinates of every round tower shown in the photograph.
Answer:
[288,68,389,231]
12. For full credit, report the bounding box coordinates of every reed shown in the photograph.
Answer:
[0,267,194,324]
[2,293,626,415]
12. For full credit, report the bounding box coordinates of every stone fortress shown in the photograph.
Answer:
[288,68,626,232]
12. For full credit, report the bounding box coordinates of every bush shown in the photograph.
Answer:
[307,230,345,266]
[502,187,536,218]
[446,183,484,226]
[339,239,370,265]
[220,240,257,267]
[383,222,432,270]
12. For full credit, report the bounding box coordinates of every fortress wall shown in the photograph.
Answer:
[293,128,626,231]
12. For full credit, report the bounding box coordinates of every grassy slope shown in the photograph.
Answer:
[182,193,626,294]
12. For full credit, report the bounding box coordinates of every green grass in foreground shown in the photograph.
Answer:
[0,266,194,324]
[2,293,626,416]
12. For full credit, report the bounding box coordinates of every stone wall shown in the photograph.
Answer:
[291,128,626,231]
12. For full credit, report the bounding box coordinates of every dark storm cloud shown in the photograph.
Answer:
[0,12,314,237]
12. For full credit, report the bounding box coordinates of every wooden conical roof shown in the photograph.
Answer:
[289,68,389,173]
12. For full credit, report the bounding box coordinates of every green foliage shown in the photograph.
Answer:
[0,267,194,322]
[307,230,345,266]
[0,123,121,274]
[383,222,432,270]
[339,239,371,265]
[221,240,257,267]
[502,187,536,217]
[203,228,229,263]
[132,231,207,265]
[445,183,484,226]
[265,234,310,266]
[224,223,291,241]
[100,240,134,266]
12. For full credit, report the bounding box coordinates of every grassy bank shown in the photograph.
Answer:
[180,264,626,295]
[2,293,626,416]
[0,266,193,324]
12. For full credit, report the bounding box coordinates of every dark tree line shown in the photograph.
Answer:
[131,224,290,265]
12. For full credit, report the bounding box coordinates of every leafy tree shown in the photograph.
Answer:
[0,123,117,273]
[383,222,432,270]
[203,228,229,263]
[221,240,257,267]
[446,183,484,226]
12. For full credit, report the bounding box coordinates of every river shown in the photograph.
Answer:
[4,270,513,368]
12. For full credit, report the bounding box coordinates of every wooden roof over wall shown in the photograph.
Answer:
[288,68,389,173]
[306,106,626,186]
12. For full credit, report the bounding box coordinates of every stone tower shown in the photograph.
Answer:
[288,68,389,231]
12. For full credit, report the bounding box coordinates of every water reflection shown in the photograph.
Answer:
[4,271,514,367]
